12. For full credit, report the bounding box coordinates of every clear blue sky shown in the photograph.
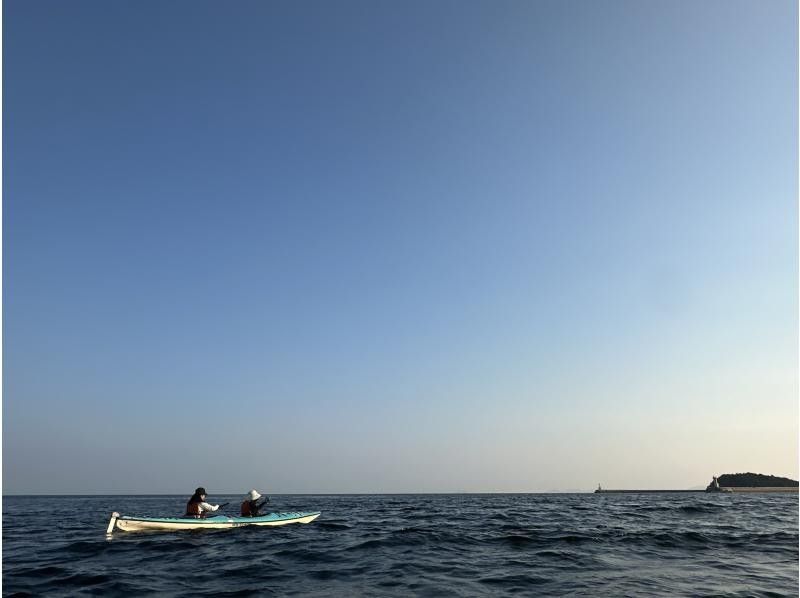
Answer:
[4,0,797,494]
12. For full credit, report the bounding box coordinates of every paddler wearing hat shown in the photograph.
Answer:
[241,489,269,517]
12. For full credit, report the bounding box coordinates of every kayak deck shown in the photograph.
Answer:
[108,511,321,532]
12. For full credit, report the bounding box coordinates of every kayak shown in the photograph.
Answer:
[106,511,321,533]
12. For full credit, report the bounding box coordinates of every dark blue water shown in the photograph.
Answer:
[3,493,797,596]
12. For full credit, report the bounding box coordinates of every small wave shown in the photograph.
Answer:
[271,548,331,564]
[534,549,600,565]
[53,572,113,587]
[345,527,460,551]
[614,529,799,551]
[125,538,201,552]
[394,525,426,534]
[7,564,67,577]
[678,503,723,514]
[316,522,352,531]
[480,573,550,587]
[308,566,369,581]
[500,534,537,548]
[55,540,107,556]
[650,530,711,549]
[553,533,597,544]
[638,505,673,512]
[346,538,384,551]
[218,566,260,579]
[197,589,276,597]
[488,511,511,520]
[346,534,429,551]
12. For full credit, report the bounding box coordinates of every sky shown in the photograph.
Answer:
[3,0,797,494]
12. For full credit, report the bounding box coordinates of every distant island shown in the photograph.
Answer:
[596,472,799,494]
[707,473,798,490]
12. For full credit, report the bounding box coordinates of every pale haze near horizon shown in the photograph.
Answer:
[4,0,797,494]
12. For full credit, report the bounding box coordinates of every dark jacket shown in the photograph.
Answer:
[241,500,264,517]
[186,495,203,518]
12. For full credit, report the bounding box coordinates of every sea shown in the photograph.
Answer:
[3,493,798,596]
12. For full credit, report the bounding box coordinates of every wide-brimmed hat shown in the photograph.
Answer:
[247,489,262,501]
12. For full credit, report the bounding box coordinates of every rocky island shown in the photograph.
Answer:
[706,473,798,493]
[595,473,798,494]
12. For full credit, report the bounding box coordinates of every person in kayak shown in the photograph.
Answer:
[240,489,268,517]
[185,487,220,518]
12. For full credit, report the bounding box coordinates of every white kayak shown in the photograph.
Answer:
[106,511,321,533]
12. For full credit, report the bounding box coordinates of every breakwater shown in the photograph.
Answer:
[595,489,704,494]
[595,487,798,494]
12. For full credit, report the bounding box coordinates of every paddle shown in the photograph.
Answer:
[197,503,230,519]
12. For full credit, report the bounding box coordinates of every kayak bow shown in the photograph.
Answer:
[106,511,321,533]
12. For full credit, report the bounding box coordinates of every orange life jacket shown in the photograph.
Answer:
[186,498,203,518]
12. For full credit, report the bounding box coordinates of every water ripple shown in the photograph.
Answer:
[3,493,797,596]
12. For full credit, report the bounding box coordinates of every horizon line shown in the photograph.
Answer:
[3,491,601,496]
